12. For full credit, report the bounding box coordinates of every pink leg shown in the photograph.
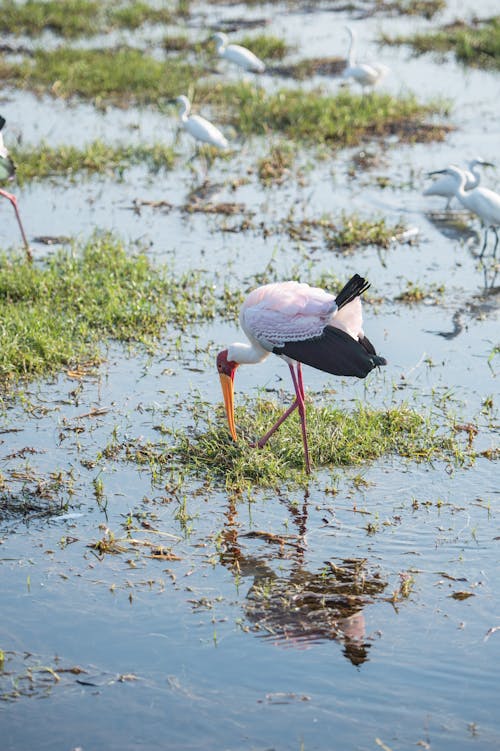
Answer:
[256,363,311,474]
[0,189,31,260]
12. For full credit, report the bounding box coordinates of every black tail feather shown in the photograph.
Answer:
[0,116,5,131]
[335,274,370,310]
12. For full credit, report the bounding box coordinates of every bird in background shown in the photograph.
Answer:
[0,115,31,259]
[429,165,500,255]
[212,32,266,74]
[217,274,386,474]
[173,95,229,150]
[342,26,390,91]
[423,157,495,210]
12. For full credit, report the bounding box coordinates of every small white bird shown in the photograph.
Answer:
[429,165,500,255]
[423,157,495,209]
[212,32,265,73]
[342,26,390,91]
[173,95,228,150]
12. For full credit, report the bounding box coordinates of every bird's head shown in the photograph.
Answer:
[217,349,239,441]
[211,32,227,48]
[472,157,495,169]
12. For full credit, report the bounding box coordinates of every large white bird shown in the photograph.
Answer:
[342,26,390,91]
[217,274,386,474]
[0,115,30,257]
[173,95,228,150]
[212,32,265,73]
[423,157,494,209]
[429,165,500,254]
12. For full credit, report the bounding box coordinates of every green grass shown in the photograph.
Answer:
[0,234,241,383]
[166,398,473,488]
[0,0,175,38]
[381,16,500,70]
[236,34,292,61]
[282,213,410,251]
[209,84,450,146]
[13,141,176,184]
[0,47,203,103]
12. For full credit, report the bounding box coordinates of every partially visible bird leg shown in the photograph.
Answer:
[255,363,311,474]
[479,226,489,258]
[492,227,499,257]
[0,188,31,261]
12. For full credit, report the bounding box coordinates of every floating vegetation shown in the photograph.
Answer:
[156,399,476,489]
[0,465,74,519]
[282,212,412,251]
[13,141,176,184]
[395,280,445,303]
[257,142,295,185]
[271,57,345,80]
[0,233,241,383]
[381,16,500,70]
[0,0,175,38]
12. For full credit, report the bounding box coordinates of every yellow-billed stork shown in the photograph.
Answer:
[217,274,386,473]
[0,115,30,257]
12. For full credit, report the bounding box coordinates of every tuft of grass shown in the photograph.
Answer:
[0,0,175,38]
[236,34,292,61]
[0,47,204,104]
[13,141,176,184]
[169,398,473,488]
[395,281,445,303]
[272,57,346,80]
[208,84,451,146]
[380,0,446,20]
[282,212,410,251]
[381,16,500,70]
[0,233,242,384]
[257,143,295,185]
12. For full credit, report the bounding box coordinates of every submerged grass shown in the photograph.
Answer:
[209,84,450,146]
[381,16,500,70]
[170,399,473,488]
[13,141,176,184]
[0,233,240,383]
[0,51,449,145]
[0,47,203,103]
[0,0,176,38]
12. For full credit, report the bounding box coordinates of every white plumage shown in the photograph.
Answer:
[174,95,228,150]
[423,157,494,209]
[431,165,500,253]
[342,26,390,91]
[212,32,265,73]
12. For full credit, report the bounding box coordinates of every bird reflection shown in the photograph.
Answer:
[219,495,387,666]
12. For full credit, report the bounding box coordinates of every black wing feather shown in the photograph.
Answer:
[273,326,386,379]
[335,274,370,311]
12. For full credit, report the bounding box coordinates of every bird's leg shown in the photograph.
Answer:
[492,227,499,257]
[290,363,311,474]
[255,398,299,448]
[479,226,489,258]
[0,188,31,261]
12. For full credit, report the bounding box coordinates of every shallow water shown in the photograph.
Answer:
[1,1,499,750]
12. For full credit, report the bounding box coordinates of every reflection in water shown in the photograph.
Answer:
[220,496,387,666]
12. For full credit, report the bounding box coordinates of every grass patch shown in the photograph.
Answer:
[209,84,450,146]
[395,281,445,303]
[381,16,500,70]
[0,47,204,103]
[236,34,292,61]
[282,212,411,251]
[13,141,176,184]
[0,233,241,384]
[257,143,295,185]
[272,57,345,80]
[167,399,473,488]
[0,0,176,38]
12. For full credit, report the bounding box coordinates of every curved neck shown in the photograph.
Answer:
[227,341,269,366]
[178,98,190,121]
[347,29,356,65]
[467,162,481,188]
[214,34,227,54]
[452,170,468,199]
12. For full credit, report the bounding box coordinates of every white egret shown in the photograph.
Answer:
[173,95,229,150]
[430,165,500,254]
[423,157,495,209]
[212,32,265,74]
[342,26,390,91]
[0,115,31,257]
[217,274,386,474]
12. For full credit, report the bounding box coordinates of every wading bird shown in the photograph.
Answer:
[173,95,229,150]
[0,115,30,258]
[342,26,390,91]
[423,157,495,209]
[217,275,386,474]
[212,32,266,73]
[429,165,500,255]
